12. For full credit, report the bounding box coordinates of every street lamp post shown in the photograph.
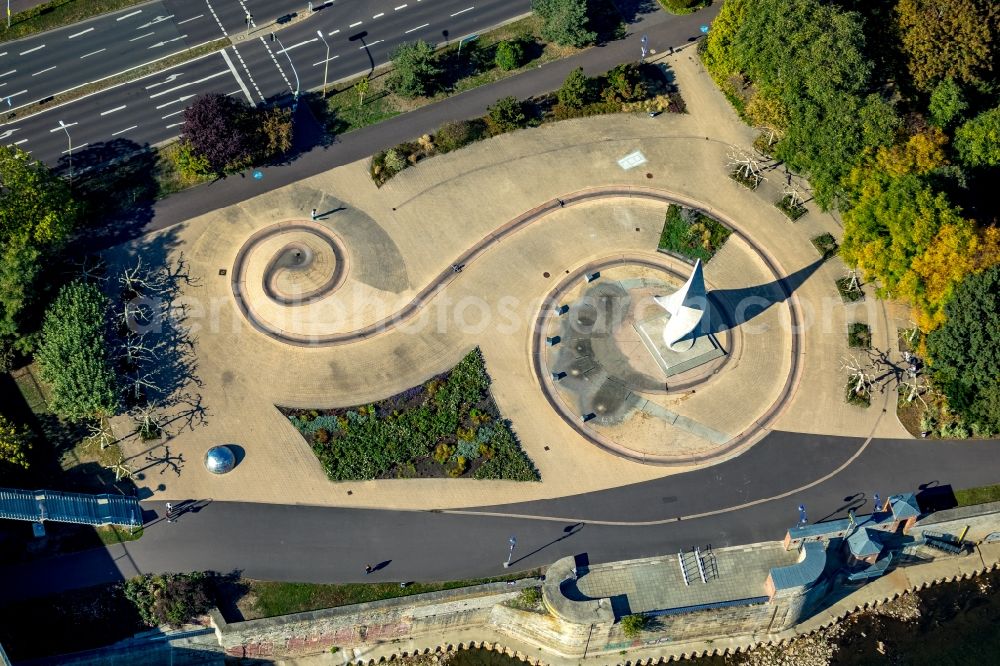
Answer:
[272,35,301,111]
[51,120,73,185]
[503,535,517,568]
[316,30,330,98]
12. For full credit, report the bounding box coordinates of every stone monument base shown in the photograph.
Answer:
[635,313,724,378]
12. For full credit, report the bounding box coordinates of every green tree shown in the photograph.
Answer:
[532,0,596,47]
[0,414,30,470]
[954,106,1000,167]
[601,63,647,104]
[494,40,525,71]
[354,76,370,107]
[123,572,213,627]
[927,265,1000,434]
[895,0,995,91]
[621,614,646,638]
[36,281,119,421]
[928,78,968,128]
[388,41,440,98]
[557,67,593,108]
[257,107,294,161]
[0,146,78,354]
[486,96,528,134]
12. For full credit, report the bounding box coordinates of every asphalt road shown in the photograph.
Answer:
[1,0,532,164]
[3,430,999,602]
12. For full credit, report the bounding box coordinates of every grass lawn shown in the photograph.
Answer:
[955,484,1000,507]
[2,0,144,42]
[657,203,731,262]
[237,571,541,620]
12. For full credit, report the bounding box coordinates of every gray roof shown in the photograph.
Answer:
[769,541,826,590]
[847,527,883,557]
[0,487,142,526]
[889,493,921,520]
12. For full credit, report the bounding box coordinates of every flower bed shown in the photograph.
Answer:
[280,349,539,482]
[657,203,731,262]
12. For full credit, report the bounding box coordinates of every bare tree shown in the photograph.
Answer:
[842,354,876,401]
[87,418,116,450]
[76,255,106,283]
[727,146,767,188]
[108,453,135,482]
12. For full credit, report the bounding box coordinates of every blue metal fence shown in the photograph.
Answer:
[0,487,142,527]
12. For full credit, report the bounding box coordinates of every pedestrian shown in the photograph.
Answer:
[558,199,564,207]
[311,208,318,220]
[165,502,174,523]
[452,264,462,273]
[365,564,373,575]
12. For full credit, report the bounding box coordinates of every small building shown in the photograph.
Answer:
[845,527,883,565]
[887,493,920,533]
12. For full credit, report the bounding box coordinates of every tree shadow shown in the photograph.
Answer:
[57,139,159,251]
[701,257,825,336]
[608,0,660,24]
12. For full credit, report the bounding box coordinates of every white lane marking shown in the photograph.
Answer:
[31,66,57,76]
[0,128,19,140]
[116,9,142,20]
[6,89,27,98]
[276,37,316,54]
[405,23,429,33]
[0,53,7,57]
[155,94,194,110]
[372,12,384,18]
[229,44,264,102]
[312,54,340,66]
[176,14,204,25]
[0,70,16,78]
[144,73,183,89]
[19,45,45,55]
[68,27,95,38]
[62,143,87,153]
[129,32,155,41]
[450,6,474,15]
[220,49,253,104]
[165,122,182,128]
[149,34,187,49]
[203,0,228,38]
[100,104,127,116]
[349,21,362,27]
[395,4,407,9]
[161,109,184,118]
[363,39,384,48]
[148,69,227,98]
[111,125,138,136]
[80,48,106,58]
[328,29,340,36]
[13,139,28,145]
[138,14,174,29]
[49,121,78,132]
[0,83,6,88]
[258,35,293,92]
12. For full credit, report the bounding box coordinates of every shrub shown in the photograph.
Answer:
[811,233,839,260]
[172,141,213,178]
[456,439,482,459]
[433,442,455,464]
[448,455,468,477]
[314,428,331,444]
[836,276,865,303]
[0,414,30,470]
[557,67,594,109]
[533,0,596,47]
[123,573,213,628]
[621,614,646,638]
[657,0,708,13]
[495,40,525,70]
[180,93,257,174]
[601,63,647,104]
[775,194,807,221]
[845,379,871,407]
[383,148,408,175]
[258,106,294,161]
[388,40,440,98]
[487,96,528,134]
[848,322,871,348]
[435,119,488,153]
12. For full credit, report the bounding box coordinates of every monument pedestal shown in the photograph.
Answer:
[635,313,724,378]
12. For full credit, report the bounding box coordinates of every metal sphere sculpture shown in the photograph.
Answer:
[204,445,237,474]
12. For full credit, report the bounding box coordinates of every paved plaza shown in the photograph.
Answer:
[106,50,909,511]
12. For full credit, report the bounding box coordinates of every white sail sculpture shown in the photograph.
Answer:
[653,259,707,352]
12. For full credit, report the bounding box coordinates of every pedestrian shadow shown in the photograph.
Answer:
[373,559,392,572]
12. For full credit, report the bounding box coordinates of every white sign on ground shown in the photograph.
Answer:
[617,150,647,170]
